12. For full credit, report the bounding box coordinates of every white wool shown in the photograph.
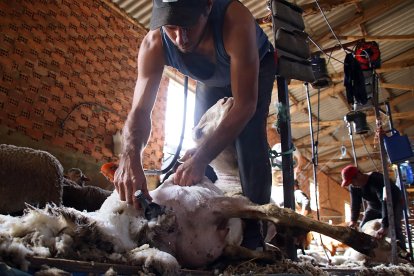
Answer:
[31,246,51,257]
[54,234,74,256]
[214,175,243,197]
[150,176,224,212]
[88,190,146,252]
[107,252,127,263]
[0,240,32,271]
[9,210,67,239]
[128,245,179,275]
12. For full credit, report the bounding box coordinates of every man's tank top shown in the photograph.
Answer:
[161,0,272,87]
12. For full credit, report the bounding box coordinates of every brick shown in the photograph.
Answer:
[16,116,33,129]
[63,119,77,131]
[78,118,88,128]
[91,150,103,161]
[52,136,66,147]
[27,128,43,141]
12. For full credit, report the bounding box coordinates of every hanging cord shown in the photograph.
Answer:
[314,0,347,54]
[307,35,344,64]
[148,76,189,178]
[359,135,380,171]
[60,102,125,129]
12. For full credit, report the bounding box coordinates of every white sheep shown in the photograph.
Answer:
[0,99,399,274]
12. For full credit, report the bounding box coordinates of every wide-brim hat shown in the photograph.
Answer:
[150,0,208,30]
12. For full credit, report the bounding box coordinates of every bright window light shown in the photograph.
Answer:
[163,79,196,161]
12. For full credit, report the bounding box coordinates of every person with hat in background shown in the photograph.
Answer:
[341,165,405,249]
[114,0,275,250]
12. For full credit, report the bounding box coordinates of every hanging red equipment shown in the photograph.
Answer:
[354,41,381,70]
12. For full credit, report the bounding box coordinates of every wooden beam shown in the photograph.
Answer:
[337,35,414,42]
[301,0,362,15]
[375,58,414,73]
[290,82,345,114]
[256,0,362,26]
[380,83,414,91]
[291,111,414,128]
[313,0,405,47]
[297,138,374,149]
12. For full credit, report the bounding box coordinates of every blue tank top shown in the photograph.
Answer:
[161,0,272,87]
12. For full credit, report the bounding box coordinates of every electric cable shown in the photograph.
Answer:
[359,134,380,171]
[307,35,344,64]
[147,76,189,179]
[314,0,347,54]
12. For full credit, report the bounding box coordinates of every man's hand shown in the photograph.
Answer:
[348,221,358,229]
[114,152,152,209]
[173,152,207,186]
[375,227,388,239]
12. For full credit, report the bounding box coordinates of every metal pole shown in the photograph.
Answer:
[372,73,398,264]
[304,83,320,221]
[385,102,413,261]
[277,76,296,260]
[346,123,358,167]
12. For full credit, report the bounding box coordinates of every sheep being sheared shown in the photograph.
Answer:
[0,98,399,274]
[0,192,180,274]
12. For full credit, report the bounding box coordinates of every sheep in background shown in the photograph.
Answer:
[0,144,111,214]
[62,178,112,212]
[0,144,64,215]
[65,168,90,186]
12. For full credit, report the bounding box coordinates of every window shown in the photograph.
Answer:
[344,201,351,222]
[163,80,196,162]
[309,180,319,211]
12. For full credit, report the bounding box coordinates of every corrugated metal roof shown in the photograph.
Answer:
[109,0,414,181]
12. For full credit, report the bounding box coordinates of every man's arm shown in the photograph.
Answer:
[350,187,362,226]
[114,30,165,208]
[174,1,260,185]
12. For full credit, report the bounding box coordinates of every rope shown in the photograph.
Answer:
[274,102,289,134]
[360,135,380,171]
[269,146,297,169]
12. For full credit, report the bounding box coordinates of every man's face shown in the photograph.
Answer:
[162,14,208,53]
[350,172,364,187]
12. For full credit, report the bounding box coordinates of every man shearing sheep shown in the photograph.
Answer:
[114,0,275,250]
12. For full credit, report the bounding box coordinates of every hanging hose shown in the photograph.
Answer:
[144,76,189,179]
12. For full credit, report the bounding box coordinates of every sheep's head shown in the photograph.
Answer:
[192,97,238,176]
[193,97,234,144]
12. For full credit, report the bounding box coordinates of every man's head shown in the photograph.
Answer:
[150,0,212,53]
[150,0,210,30]
[341,165,361,187]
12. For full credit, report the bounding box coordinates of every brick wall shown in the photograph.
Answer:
[0,0,167,188]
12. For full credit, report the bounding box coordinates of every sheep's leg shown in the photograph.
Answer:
[209,197,390,259]
[221,244,283,263]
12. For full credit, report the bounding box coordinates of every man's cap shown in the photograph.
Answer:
[341,165,358,187]
[150,0,208,30]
